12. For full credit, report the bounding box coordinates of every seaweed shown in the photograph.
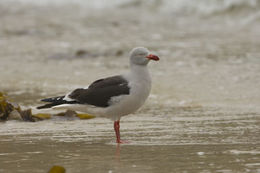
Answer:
[77,113,95,119]
[55,110,95,119]
[48,165,66,173]
[0,92,15,121]
[33,113,52,120]
[20,109,35,122]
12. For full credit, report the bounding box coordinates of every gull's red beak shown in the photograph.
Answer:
[146,54,159,61]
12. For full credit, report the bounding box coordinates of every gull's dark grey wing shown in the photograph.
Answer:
[37,75,130,109]
[88,75,128,89]
[68,75,130,107]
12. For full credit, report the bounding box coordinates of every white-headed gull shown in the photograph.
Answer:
[37,47,159,143]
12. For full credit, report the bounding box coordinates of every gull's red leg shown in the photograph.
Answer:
[114,120,121,143]
[114,120,129,144]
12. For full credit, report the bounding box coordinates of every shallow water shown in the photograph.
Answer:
[0,0,260,172]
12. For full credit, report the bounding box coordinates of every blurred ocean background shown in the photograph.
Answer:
[0,0,259,172]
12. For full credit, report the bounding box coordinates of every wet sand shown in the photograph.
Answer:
[1,107,259,172]
[0,1,260,172]
[1,141,259,173]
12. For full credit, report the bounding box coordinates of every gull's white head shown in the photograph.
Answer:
[129,47,159,66]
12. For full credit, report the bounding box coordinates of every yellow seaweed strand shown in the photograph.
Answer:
[76,113,95,119]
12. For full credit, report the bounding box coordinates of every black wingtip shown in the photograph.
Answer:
[37,103,54,109]
[37,95,78,109]
[41,98,52,102]
[40,96,65,102]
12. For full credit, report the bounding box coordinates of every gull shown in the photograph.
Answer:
[37,47,159,143]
